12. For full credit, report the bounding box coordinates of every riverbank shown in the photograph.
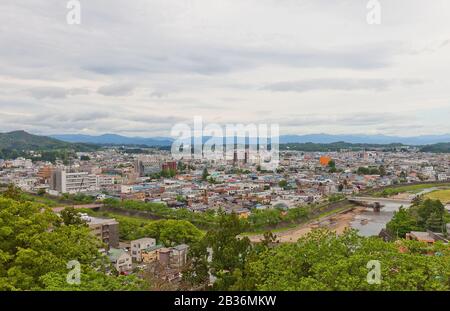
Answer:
[246,205,364,243]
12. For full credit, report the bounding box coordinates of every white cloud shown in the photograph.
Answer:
[0,0,449,136]
[97,83,135,96]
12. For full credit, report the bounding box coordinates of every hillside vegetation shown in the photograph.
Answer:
[0,130,98,160]
[420,143,450,153]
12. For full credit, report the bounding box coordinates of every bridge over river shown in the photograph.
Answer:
[348,196,412,211]
[348,196,413,236]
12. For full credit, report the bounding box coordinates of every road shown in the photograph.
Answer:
[52,203,103,213]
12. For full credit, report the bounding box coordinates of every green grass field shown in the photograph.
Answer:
[373,183,450,197]
[425,189,450,204]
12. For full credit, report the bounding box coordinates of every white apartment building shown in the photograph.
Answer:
[108,248,132,273]
[50,169,98,194]
[9,158,33,168]
[437,173,449,181]
[422,166,435,178]
[13,177,39,191]
[96,175,116,187]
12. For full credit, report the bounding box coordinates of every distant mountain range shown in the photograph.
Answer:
[51,133,450,146]
[278,134,450,145]
[51,134,173,147]
[0,131,449,158]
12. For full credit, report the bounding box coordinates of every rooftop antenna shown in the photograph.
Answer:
[66,149,72,173]
[78,176,85,193]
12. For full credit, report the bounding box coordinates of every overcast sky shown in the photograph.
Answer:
[1,0,449,137]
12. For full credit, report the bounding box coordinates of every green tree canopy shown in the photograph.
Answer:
[387,198,447,237]
[236,230,449,291]
[0,196,146,291]
[143,219,204,246]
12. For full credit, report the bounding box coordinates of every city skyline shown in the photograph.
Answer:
[2,0,450,299]
[0,1,450,137]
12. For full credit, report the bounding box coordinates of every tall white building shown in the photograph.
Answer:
[50,169,98,194]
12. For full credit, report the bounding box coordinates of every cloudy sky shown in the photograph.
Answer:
[1,0,450,137]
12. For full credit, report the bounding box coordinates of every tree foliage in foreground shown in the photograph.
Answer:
[387,198,447,237]
[182,212,252,290]
[184,214,450,291]
[237,230,449,291]
[0,196,146,291]
[98,211,204,245]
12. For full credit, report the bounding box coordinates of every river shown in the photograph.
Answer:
[350,201,411,236]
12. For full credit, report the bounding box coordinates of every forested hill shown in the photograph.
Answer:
[280,141,450,153]
[420,143,450,153]
[1,131,449,157]
[0,130,98,160]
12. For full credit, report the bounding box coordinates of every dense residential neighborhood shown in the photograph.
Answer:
[2,147,449,212]
[1,143,449,289]
[1,1,450,302]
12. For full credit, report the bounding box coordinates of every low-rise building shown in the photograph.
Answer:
[131,238,156,262]
[170,244,189,268]
[81,214,120,248]
[406,231,449,244]
[141,245,164,263]
[108,248,132,273]
[141,244,190,269]
[97,174,116,187]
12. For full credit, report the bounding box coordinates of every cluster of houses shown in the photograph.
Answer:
[3,148,449,286]
[61,214,189,278]
[105,237,189,276]
[2,148,450,219]
[110,150,450,216]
